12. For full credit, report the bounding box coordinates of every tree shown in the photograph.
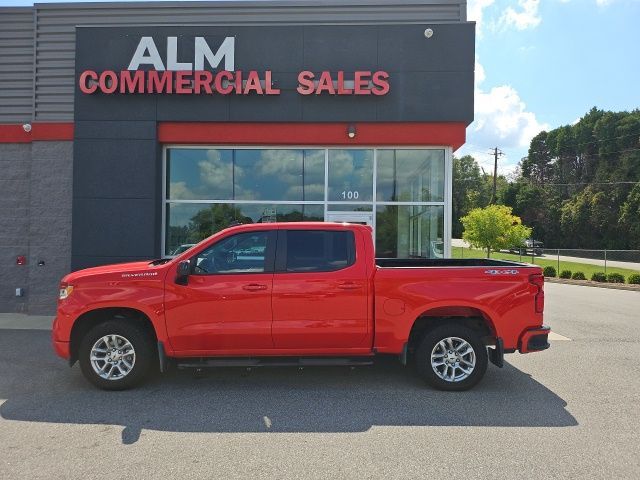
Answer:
[461,205,532,258]
[619,183,640,249]
[499,107,640,249]
[522,131,552,184]
[452,155,498,238]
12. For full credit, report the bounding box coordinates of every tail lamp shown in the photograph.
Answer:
[529,273,544,313]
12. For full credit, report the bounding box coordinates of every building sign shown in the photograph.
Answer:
[79,36,390,96]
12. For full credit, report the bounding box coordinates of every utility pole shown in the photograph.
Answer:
[488,147,504,204]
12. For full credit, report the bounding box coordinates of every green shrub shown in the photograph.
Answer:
[628,274,640,285]
[543,266,557,278]
[591,272,606,282]
[559,270,572,279]
[607,272,625,283]
[571,271,586,280]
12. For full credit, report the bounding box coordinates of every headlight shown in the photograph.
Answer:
[59,284,74,300]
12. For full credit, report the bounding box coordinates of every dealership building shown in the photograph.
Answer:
[0,0,474,314]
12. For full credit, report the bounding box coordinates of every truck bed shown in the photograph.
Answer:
[375,258,528,268]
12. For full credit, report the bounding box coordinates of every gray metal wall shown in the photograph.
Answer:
[0,8,34,123]
[1,0,468,123]
[0,142,73,314]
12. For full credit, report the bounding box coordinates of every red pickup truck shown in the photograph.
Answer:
[53,222,549,391]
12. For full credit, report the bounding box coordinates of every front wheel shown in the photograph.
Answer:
[78,320,155,390]
[415,325,488,391]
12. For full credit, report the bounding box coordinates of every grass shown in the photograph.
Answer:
[451,247,640,280]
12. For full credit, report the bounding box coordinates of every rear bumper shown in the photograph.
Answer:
[519,325,551,354]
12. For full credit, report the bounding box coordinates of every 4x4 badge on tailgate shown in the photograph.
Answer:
[484,269,519,275]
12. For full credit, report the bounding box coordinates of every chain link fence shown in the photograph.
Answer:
[452,246,640,282]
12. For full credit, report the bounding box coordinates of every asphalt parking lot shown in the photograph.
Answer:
[1,282,639,479]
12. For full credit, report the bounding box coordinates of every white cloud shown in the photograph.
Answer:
[458,59,549,174]
[467,0,496,37]
[596,0,614,5]
[474,84,548,148]
[463,2,551,173]
[500,0,541,30]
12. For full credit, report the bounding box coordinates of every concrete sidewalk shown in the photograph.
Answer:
[0,313,52,330]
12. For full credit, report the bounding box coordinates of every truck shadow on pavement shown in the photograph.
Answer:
[0,330,577,444]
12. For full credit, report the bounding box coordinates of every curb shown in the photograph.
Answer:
[545,277,640,292]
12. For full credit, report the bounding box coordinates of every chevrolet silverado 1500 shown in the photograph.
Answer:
[53,222,550,391]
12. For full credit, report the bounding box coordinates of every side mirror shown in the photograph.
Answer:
[176,260,191,285]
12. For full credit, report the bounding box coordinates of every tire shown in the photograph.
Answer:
[415,324,488,391]
[78,320,155,391]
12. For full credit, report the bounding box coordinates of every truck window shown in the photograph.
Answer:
[284,230,355,272]
[193,231,270,274]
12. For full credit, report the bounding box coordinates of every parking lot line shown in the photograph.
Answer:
[548,331,572,341]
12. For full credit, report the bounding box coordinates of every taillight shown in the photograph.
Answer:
[529,273,544,313]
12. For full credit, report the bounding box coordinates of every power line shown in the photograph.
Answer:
[525,180,639,187]
[455,146,640,168]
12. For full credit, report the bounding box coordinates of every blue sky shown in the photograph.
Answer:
[460,0,640,174]
[3,0,639,174]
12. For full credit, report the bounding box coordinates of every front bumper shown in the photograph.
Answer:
[519,325,551,354]
[51,316,70,359]
[52,339,70,359]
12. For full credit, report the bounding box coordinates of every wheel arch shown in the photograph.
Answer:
[69,307,157,365]
[406,305,497,356]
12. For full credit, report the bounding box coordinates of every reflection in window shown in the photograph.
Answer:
[165,203,324,255]
[166,203,239,256]
[165,147,449,259]
[167,148,325,202]
[377,149,445,202]
[167,149,233,200]
[234,203,324,224]
[328,150,373,202]
[327,204,373,212]
[376,205,444,258]
[233,149,325,201]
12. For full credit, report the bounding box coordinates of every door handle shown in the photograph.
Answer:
[243,284,268,291]
[337,282,361,290]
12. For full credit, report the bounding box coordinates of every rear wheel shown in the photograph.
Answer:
[78,320,154,390]
[415,324,488,391]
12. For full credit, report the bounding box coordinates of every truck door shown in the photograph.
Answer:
[271,228,370,350]
[164,230,276,354]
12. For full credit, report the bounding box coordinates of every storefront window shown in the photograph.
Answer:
[234,149,324,201]
[327,204,373,211]
[165,202,324,255]
[167,148,233,200]
[165,147,448,258]
[328,149,373,203]
[376,149,445,202]
[376,205,444,258]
